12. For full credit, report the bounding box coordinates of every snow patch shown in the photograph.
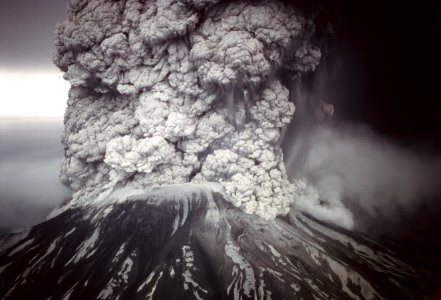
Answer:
[225,231,256,298]
[182,245,208,298]
[66,228,100,265]
[64,227,76,238]
[8,238,34,256]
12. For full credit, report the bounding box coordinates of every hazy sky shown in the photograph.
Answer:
[0,0,69,117]
[0,0,72,230]
[0,119,71,230]
[0,0,68,70]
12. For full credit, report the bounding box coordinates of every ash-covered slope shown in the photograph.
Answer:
[0,185,438,300]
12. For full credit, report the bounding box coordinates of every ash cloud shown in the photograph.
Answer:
[279,39,441,230]
[54,0,322,219]
[282,72,441,233]
[285,119,441,231]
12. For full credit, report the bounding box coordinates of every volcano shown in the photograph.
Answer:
[0,185,439,300]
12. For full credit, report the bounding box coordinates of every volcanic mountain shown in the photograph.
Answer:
[0,184,439,300]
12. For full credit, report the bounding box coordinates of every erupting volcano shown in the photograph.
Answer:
[1,0,440,299]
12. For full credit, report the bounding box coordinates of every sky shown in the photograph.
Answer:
[0,0,69,117]
[0,119,71,230]
[0,0,71,230]
[310,0,441,145]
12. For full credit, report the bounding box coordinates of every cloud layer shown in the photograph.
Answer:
[0,120,71,230]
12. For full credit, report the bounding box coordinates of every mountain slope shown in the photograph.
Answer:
[0,185,439,300]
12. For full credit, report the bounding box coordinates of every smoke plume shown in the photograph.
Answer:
[285,123,441,230]
[53,0,322,219]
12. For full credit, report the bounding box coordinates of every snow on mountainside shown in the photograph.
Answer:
[0,185,439,300]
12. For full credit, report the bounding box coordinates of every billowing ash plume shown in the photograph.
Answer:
[286,123,441,230]
[53,0,321,219]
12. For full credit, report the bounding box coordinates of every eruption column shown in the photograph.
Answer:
[54,0,321,219]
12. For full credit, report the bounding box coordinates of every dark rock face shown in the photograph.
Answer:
[0,187,439,299]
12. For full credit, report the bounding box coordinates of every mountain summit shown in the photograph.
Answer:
[0,185,438,299]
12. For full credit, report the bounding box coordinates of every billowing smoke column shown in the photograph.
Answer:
[54,0,321,219]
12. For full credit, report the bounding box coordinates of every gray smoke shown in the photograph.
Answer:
[285,123,441,230]
[53,0,441,230]
[280,67,441,230]
[54,0,322,219]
